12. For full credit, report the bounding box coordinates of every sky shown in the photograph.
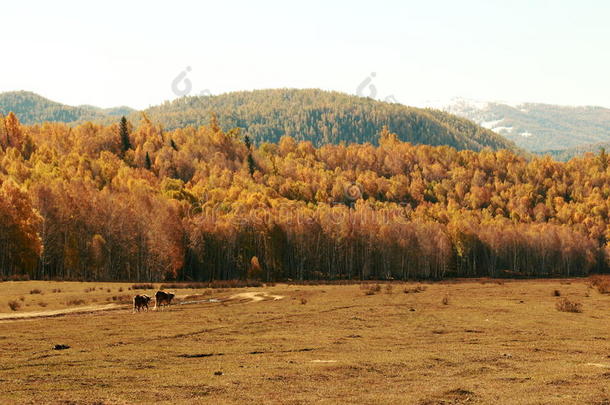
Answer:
[1,0,609,109]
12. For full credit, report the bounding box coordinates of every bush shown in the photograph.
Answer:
[442,295,449,305]
[52,288,62,293]
[38,302,48,307]
[300,298,308,305]
[590,276,610,294]
[403,286,427,294]
[66,299,86,306]
[111,295,132,304]
[552,290,561,297]
[2,274,30,282]
[160,280,265,289]
[364,284,382,295]
[556,298,583,313]
[30,289,43,295]
[131,283,155,290]
[8,300,21,311]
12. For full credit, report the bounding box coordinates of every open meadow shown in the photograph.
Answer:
[1,278,609,404]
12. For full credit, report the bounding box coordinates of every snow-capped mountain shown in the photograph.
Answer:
[423,98,610,153]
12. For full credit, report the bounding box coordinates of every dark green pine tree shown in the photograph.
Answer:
[119,116,131,153]
[247,153,256,177]
[170,138,178,151]
[145,152,152,170]
[244,134,252,150]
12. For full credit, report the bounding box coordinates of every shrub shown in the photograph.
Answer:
[364,284,382,295]
[300,298,308,305]
[385,284,393,294]
[38,302,48,307]
[5,274,30,281]
[52,288,62,293]
[160,280,265,289]
[131,283,155,290]
[590,276,610,294]
[8,300,21,311]
[111,295,132,304]
[556,298,583,313]
[84,287,96,293]
[552,290,561,297]
[66,299,86,306]
[403,286,427,294]
[442,295,449,305]
[30,289,43,295]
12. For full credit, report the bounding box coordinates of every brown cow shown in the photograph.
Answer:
[154,291,175,310]
[133,294,151,312]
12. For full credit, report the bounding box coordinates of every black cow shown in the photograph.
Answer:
[154,291,175,310]
[133,294,151,312]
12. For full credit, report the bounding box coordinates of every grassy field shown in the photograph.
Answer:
[1,278,609,404]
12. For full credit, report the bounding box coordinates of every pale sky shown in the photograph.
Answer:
[1,0,609,109]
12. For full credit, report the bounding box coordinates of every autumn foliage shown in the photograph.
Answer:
[0,112,608,281]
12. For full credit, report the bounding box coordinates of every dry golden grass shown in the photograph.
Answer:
[0,278,609,404]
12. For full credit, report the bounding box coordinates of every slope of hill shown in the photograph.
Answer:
[438,98,610,152]
[541,141,610,161]
[138,89,521,152]
[0,91,134,124]
[0,89,520,153]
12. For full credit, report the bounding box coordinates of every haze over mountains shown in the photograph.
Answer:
[434,98,610,155]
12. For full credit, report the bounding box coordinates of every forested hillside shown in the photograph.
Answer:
[0,112,608,282]
[541,142,610,162]
[0,91,133,125]
[140,89,521,152]
[443,99,610,152]
[0,89,522,153]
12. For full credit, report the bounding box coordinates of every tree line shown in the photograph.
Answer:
[0,112,607,282]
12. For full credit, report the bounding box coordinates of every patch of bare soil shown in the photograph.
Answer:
[229,292,284,302]
[0,304,122,321]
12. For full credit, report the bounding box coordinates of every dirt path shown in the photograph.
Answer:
[0,303,123,321]
[229,292,284,302]
[0,292,282,321]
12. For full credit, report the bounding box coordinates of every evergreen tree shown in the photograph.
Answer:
[145,152,152,170]
[244,134,252,150]
[247,153,256,177]
[170,138,178,151]
[119,116,131,153]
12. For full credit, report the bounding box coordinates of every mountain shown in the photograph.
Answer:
[542,141,610,161]
[0,89,521,153]
[0,91,134,124]
[435,98,610,152]
[137,89,521,152]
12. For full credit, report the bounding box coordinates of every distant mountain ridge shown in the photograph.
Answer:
[434,98,610,153]
[0,89,521,153]
[0,91,134,125]
[136,89,521,152]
